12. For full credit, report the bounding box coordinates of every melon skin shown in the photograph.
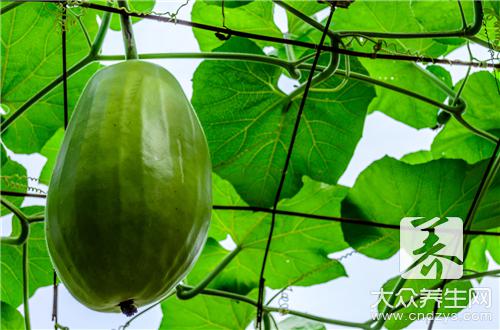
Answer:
[45,60,212,313]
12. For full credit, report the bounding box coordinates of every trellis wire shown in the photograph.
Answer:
[483,15,500,95]
[52,2,69,328]
[4,0,496,329]
[255,4,337,328]
[427,100,500,330]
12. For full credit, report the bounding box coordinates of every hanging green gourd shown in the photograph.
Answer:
[45,4,212,316]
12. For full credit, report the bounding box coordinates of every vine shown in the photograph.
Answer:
[1,1,500,329]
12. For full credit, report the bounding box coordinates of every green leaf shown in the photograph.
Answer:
[400,150,435,165]
[431,72,500,164]
[341,157,500,259]
[2,62,102,154]
[377,277,473,330]
[0,301,24,330]
[187,174,348,294]
[278,316,326,330]
[464,236,488,276]
[203,0,254,9]
[285,1,325,44]
[1,145,27,215]
[426,65,453,89]
[1,206,53,307]
[411,0,475,32]
[192,37,374,206]
[38,128,64,185]
[1,3,102,154]
[365,62,448,128]
[486,228,500,265]
[332,0,448,57]
[191,0,281,52]
[159,291,255,330]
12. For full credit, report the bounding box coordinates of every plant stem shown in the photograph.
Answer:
[0,56,91,134]
[97,53,298,77]
[266,306,370,329]
[78,2,500,69]
[366,269,500,324]
[1,10,111,134]
[336,0,483,39]
[23,242,31,330]
[178,285,370,329]
[0,1,26,15]
[371,276,407,330]
[1,198,30,246]
[467,36,500,52]
[89,8,112,58]
[2,190,499,237]
[116,0,138,60]
[121,292,175,329]
[176,246,242,299]
[463,139,500,257]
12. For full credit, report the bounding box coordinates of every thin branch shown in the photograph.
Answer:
[0,1,26,15]
[23,243,31,330]
[97,53,299,77]
[467,36,500,52]
[178,285,370,329]
[336,0,483,39]
[366,269,500,324]
[1,197,30,246]
[0,10,111,133]
[77,2,500,69]
[116,0,138,60]
[1,191,498,236]
[176,246,241,299]
[0,191,47,198]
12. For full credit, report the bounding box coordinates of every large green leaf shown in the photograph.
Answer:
[1,145,27,215]
[332,0,448,57]
[376,277,473,330]
[323,0,457,129]
[191,0,281,51]
[0,301,24,330]
[431,72,500,164]
[464,236,489,275]
[186,174,348,295]
[1,206,53,307]
[278,316,326,330]
[486,228,500,265]
[159,292,256,330]
[366,62,450,128]
[411,0,475,32]
[341,157,500,259]
[1,3,102,153]
[38,128,64,185]
[192,37,374,206]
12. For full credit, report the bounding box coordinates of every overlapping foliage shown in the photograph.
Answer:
[1,1,499,329]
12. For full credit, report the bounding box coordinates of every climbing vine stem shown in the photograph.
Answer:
[178,285,371,329]
[116,0,138,60]
[77,1,499,69]
[23,243,31,330]
[176,246,242,299]
[0,197,30,246]
[2,191,499,237]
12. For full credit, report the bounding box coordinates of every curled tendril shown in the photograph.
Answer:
[1,175,47,195]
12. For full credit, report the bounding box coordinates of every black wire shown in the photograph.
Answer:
[62,3,68,129]
[428,136,500,330]
[52,2,68,326]
[255,5,337,329]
